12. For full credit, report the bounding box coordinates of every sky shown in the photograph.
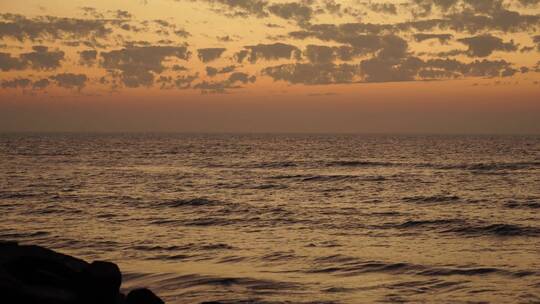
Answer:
[0,0,539,133]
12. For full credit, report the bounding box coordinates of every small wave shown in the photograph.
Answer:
[124,273,302,293]
[325,160,396,167]
[444,223,540,237]
[435,161,540,171]
[0,231,50,239]
[250,161,298,169]
[302,175,360,182]
[251,184,288,190]
[396,219,463,228]
[402,195,460,203]
[260,251,299,263]
[504,200,540,209]
[159,198,226,208]
[307,255,536,278]
[0,192,39,199]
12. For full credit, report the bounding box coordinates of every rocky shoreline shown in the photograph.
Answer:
[0,241,164,304]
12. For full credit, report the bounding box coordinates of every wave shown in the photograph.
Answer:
[0,231,50,239]
[504,200,540,209]
[325,160,396,167]
[307,255,536,278]
[396,219,464,228]
[0,192,39,199]
[250,161,298,169]
[122,272,303,298]
[443,223,540,237]
[394,219,540,237]
[251,184,288,190]
[433,161,540,171]
[402,195,460,203]
[159,198,227,208]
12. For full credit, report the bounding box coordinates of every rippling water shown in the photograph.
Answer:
[1,134,539,303]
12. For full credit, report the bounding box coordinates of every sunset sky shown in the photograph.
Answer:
[1,0,539,133]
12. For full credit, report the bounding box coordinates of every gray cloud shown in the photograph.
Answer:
[534,35,540,51]
[360,56,423,82]
[206,65,236,76]
[458,34,518,57]
[32,78,50,90]
[0,52,26,71]
[19,46,64,70]
[240,43,301,63]
[304,45,336,64]
[267,3,313,23]
[0,14,112,42]
[194,71,256,93]
[0,46,64,71]
[1,77,52,90]
[196,0,269,18]
[197,48,226,62]
[1,78,31,89]
[369,3,398,15]
[263,63,358,85]
[263,55,516,85]
[115,10,132,19]
[413,33,453,43]
[50,73,88,90]
[79,49,98,66]
[101,45,191,87]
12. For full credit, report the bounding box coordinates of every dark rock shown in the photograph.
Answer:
[0,242,164,304]
[126,288,165,304]
[83,261,122,303]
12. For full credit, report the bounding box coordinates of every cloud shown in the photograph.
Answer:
[171,64,188,71]
[534,35,540,51]
[263,63,358,85]
[0,46,64,71]
[194,71,256,93]
[174,74,199,89]
[0,52,26,71]
[304,45,336,64]
[100,45,191,87]
[360,56,423,83]
[1,77,51,90]
[267,3,313,23]
[424,58,513,78]
[413,33,453,43]
[50,73,88,90]
[197,48,226,62]
[20,46,64,70]
[239,43,301,63]
[206,65,236,76]
[228,71,256,83]
[32,78,50,90]
[457,34,518,57]
[0,14,112,42]
[369,3,398,15]
[115,10,132,19]
[196,0,268,18]
[1,78,31,89]
[518,0,540,6]
[79,49,98,66]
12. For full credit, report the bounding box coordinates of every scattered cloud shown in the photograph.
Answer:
[197,48,226,62]
[50,73,88,90]
[101,45,191,87]
[458,34,518,57]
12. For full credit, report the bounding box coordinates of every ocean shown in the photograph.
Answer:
[1,133,539,303]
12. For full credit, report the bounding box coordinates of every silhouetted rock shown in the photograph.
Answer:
[0,242,164,304]
[126,288,165,304]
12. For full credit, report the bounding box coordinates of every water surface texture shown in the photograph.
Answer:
[1,134,539,303]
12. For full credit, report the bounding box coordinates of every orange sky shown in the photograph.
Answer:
[1,0,539,133]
